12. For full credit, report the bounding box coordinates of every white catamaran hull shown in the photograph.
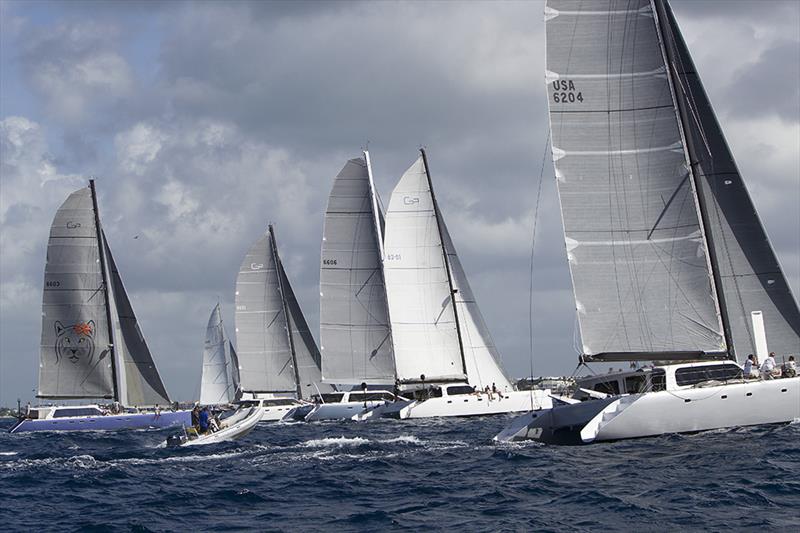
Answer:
[388,390,553,419]
[496,378,800,445]
[589,377,800,442]
[303,400,388,422]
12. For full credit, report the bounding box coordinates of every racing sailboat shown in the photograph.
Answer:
[381,150,552,418]
[10,181,189,433]
[496,0,799,444]
[199,303,240,406]
[234,224,333,421]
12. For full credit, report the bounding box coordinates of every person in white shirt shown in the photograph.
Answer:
[783,355,797,378]
[743,354,759,379]
[760,352,778,380]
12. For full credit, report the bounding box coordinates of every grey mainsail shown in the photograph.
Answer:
[320,155,395,385]
[105,239,171,406]
[655,0,800,360]
[39,187,115,399]
[234,232,297,394]
[545,0,726,359]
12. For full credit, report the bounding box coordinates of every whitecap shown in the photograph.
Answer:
[299,436,369,448]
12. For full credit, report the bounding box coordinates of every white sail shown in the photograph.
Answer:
[384,155,466,385]
[545,0,726,359]
[320,155,395,385]
[200,304,236,405]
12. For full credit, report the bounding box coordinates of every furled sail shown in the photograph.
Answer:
[545,0,726,359]
[38,186,115,399]
[105,238,171,406]
[654,0,800,361]
[234,232,298,394]
[200,304,237,405]
[440,223,512,389]
[384,154,467,385]
[320,155,395,385]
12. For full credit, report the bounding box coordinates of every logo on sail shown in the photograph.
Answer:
[66,221,82,229]
[54,320,96,365]
[403,196,419,205]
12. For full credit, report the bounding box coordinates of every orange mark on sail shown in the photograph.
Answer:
[73,323,93,336]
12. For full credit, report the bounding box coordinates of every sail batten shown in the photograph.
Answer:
[545,0,726,359]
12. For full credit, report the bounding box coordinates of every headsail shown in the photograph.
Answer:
[320,155,395,385]
[38,186,115,399]
[104,238,171,406]
[234,232,298,394]
[545,0,727,359]
[654,0,800,360]
[200,304,236,405]
[441,223,513,389]
[384,154,467,385]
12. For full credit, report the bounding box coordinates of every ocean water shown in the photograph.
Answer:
[1,415,798,532]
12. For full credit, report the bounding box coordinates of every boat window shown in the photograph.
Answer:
[320,393,344,403]
[624,375,647,394]
[649,369,666,392]
[593,380,620,395]
[675,364,743,387]
[261,399,297,406]
[413,387,442,400]
[446,385,475,396]
[53,407,103,418]
[237,401,259,408]
[349,392,394,402]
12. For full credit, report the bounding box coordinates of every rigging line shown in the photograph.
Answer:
[529,129,550,411]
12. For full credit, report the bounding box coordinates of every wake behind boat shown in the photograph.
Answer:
[10,181,189,434]
[496,0,800,444]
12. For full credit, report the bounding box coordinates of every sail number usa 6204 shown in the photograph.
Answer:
[552,80,583,103]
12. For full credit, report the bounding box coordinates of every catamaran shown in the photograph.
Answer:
[380,150,552,419]
[300,153,408,422]
[496,0,799,444]
[10,181,189,433]
[199,303,240,406]
[234,225,333,421]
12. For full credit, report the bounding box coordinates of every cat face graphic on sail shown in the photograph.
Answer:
[54,320,96,365]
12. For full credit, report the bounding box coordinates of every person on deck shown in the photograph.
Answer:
[743,354,759,379]
[191,405,200,429]
[760,352,778,380]
[198,407,211,434]
[783,356,797,378]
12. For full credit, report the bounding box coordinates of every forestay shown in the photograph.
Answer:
[320,156,395,385]
[654,0,800,361]
[545,0,726,358]
[234,233,298,394]
[384,156,466,385]
[39,187,115,399]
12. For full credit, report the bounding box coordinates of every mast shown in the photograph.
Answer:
[420,149,468,378]
[268,224,303,398]
[651,0,734,359]
[89,179,119,402]
[364,151,386,260]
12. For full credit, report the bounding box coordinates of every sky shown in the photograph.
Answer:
[1,0,798,406]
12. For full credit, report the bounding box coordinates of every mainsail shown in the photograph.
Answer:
[545,0,727,359]
[235,225,329,398]
[654,0,800,360]
[39,186,115,399]
[545,0,800,361]
[200,304,238,405]
[39,182,172,406]
[386,151,497,387]
[320,154,395,385]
